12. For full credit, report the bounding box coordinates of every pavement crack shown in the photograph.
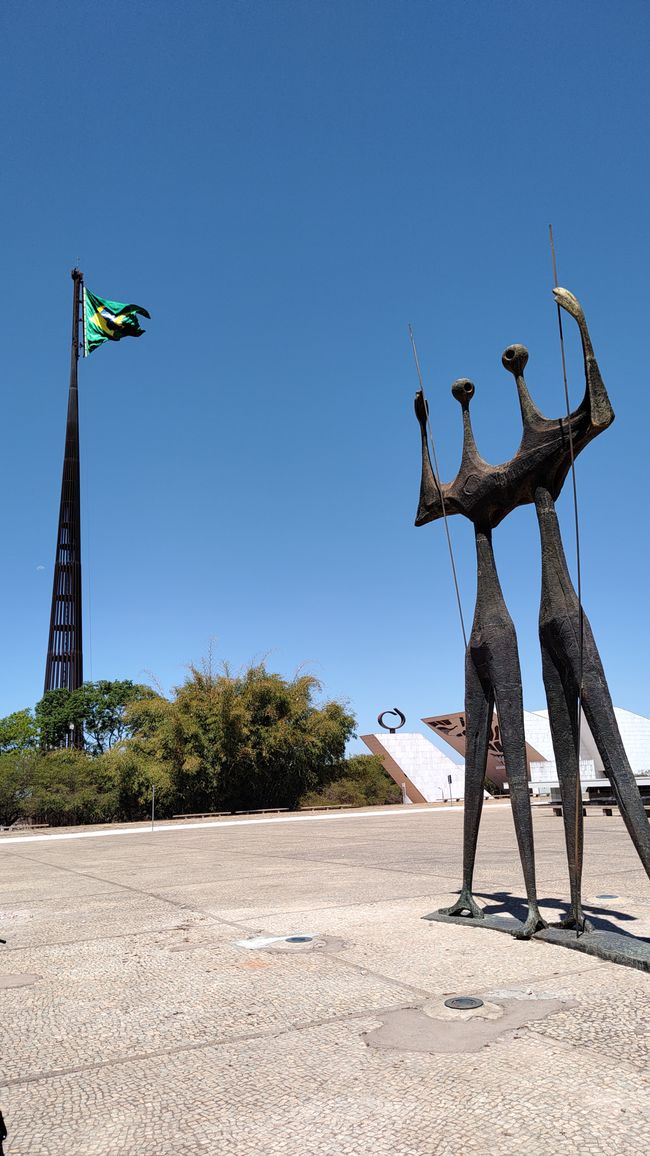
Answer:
[320,950,434,1000]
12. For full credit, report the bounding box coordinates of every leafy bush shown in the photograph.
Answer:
[127,660,356,813]
[0,750,38,826]
[301,753,401,808]
[97,747,173,822]
[0,658,358,827]
[0,749,118,828]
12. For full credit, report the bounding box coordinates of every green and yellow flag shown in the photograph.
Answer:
[83,287,151,356]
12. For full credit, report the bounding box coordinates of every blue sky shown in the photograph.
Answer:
[1,0,649,752]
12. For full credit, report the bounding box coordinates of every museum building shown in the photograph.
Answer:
[362,706,650,804]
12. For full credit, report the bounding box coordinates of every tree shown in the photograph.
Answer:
[97,747,173,822]
[36,681,154,753]
[27,749,118,826]
[0,748,118,828]
[127,660,356,813]
[0,750,38,827]
[78,681,155,753]
[0,709,38,753]
[35,688,86,751]
[301,753,402,808]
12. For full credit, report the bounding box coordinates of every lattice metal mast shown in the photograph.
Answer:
[44,269,84,722]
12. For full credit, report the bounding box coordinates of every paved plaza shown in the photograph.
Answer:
[0,803,649,1154]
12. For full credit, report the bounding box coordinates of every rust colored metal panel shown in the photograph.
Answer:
[422,712,546,789]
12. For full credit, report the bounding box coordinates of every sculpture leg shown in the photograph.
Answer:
[536,485,650,879]
[492,677,547,938]
[438,652,491,921]
[540,642,592,932]
[579,620,650,876]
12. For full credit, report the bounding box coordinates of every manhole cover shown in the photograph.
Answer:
[444,997,484,1010]
[234,932,317,950]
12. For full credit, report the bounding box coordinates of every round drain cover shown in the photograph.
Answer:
[444,996,484,1010]
[285,936,312,943]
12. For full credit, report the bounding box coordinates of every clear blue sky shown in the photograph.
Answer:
[2,0,649,753]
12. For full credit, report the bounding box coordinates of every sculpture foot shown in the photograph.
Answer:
[513,908,548,940]
[553,911,593,935]
[438,891,485,920]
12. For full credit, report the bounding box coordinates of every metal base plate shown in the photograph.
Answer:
[423,911,525,935]
[534,926,650,972]
[424,910,650,972]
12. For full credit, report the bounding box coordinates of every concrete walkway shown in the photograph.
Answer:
[1,805,648,1153]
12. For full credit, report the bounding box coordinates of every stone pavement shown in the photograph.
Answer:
[0,804,649,1154]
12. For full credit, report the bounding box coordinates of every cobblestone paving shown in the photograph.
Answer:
[0,806,649,1153]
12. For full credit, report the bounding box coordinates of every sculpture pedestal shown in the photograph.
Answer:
[424,910,650,972]
[424,910,523,935]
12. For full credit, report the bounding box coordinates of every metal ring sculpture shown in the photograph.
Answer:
[377,708,406,734]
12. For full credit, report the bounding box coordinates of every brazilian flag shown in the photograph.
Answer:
[83,287,151,356]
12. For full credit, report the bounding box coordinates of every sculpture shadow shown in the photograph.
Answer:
[472,890,649,940]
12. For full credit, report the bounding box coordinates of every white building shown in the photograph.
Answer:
[362,706,650,803]
[524,706,650,796]
[361,731,466,804]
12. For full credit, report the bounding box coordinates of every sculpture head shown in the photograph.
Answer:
[501,344,528,377]
[451,378,475,407]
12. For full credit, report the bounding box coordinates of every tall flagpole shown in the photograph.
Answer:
[44,269,84,747]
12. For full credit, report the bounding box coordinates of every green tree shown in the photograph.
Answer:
[128,660,355,813]
[0,709,38,753]
[0,750,38,827]
[79,680,155,753]
[28,749,118,826]
[36,681,154,753]
[301,753,402,808]
[35,688,86,750]
[97,746,173,822]
[0,748,119,828]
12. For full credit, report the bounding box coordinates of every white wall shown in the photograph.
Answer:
[527,706,650,777]
[361,732,465,803]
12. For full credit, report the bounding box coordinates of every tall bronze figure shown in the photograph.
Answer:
[416,286,650,942]
[500,288,650,929]
[414,381,547,938]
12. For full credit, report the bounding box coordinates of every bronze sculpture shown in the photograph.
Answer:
[415,383,547,938]
[500,289,650,928]
[415,287,650,938]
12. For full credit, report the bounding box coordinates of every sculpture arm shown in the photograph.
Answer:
[554,288,614,431]
[414,390,449,525]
